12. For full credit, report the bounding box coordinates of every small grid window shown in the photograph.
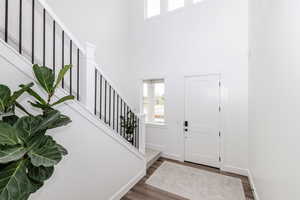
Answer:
[143,79,165,124]
[146,0,161,18]
[168,0,184,11]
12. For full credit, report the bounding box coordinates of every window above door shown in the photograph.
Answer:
[168,0,184,11]
[145,0,161,18]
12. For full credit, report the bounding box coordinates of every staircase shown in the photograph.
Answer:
[0,0,146,199]
[0,0,144,151]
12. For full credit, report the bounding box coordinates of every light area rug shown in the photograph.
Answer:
[146,161,245,200]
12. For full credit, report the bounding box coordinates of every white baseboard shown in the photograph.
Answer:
[162,153,182,161]
[110,169,146,200]
[247,170,260,200]
[222,166,260,200]
[145,143,182,162]
[221,165,249,176]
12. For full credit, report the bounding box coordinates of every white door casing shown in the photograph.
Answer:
[184,75,221,168]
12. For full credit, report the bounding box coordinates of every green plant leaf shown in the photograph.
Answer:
[54,65,71,90]
[33,65,55,94]
[29,101,51,110]
[27,163,54,182]
[47,114,71,129]
[56,143,68,156]
[27,178,43,194]
[51,95,75,107]
[2,115,19,126]
[28,136,62,167]
[14,116,43,143]
[0,122,21,145]
[15,111,61,142]
[0,160,31,200]
[0,145,27,164]
[25,131,46,152]
[10,83,34,104]
[0,85,11,112]
[16,193,30,200]
[37,110,62,131]
[20,85,46,105]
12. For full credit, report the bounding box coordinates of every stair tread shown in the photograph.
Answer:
[146,148,161,169]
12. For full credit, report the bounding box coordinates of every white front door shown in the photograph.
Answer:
[184,75,221,168]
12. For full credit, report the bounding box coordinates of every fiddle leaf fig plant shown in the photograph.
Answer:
[0,83,34,116]
[21,64,74,112]
[0,64,74,200]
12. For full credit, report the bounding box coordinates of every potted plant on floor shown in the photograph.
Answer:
[0,64,74,200]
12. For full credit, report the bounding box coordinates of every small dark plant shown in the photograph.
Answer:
[120,111,137,144]
[0,64,74,200]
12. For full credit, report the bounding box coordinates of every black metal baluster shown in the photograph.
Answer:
[5,0,8,43]
[70,40,73,95]
[109,85,111,126]
[120,99,123,135]
[77,49,80,100]
[123,102,126,136]
[43,9,46,66]
[122,100,124,137]
[113,90,115,130]
[53,21,56,74]
[136,115,138,147]
[129,109,131,143]
[134,114,137,147]
[99,75,102,119]
[117,94,119,133]
[19,0,22,53]
[137,118,140,149]
[62,31,64,88]
[31,0,35,63]
[134,115,139,146]
[104,80,107,123]
[129,109,132,144]
[126,105,128,141]
[94,69,97,115]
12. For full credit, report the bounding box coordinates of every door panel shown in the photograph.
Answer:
[184,75,220,168]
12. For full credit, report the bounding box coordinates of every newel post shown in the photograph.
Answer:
[84,42,97,113]
[139,114,146,155]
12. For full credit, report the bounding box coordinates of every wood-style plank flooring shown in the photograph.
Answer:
[122,158,255,200]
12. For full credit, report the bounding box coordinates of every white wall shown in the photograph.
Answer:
[129,0,249,172]
[45,0,135,105]
[249,0,300,199]
[0,40,145,200]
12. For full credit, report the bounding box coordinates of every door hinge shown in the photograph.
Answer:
[219,156,222,162]
[219,81,221,87]
[219,106,221,112]
[219,131,221,137]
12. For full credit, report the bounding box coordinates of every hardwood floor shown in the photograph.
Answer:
[122,158,255,200]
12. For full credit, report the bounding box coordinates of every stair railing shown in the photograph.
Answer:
[85,44,146,153]
[0,0,145,153]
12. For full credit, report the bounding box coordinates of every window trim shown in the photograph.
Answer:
[146,122,168,129]
[168,0,185,12]
[145,0,161,19]
[140,77,166,125]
